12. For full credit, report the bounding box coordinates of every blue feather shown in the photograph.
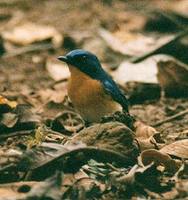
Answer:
[102,75,129,112]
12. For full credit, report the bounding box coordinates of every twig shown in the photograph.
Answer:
[131,29,188,63]
[2,43,54,58]
[0,130,34,140]
[152,109,188,127]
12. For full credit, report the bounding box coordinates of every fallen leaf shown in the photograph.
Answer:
[0,104,40,133]
[144,11,188,33]
[14,104,41,129]
[25,172,62,200]
[140,149,181,173]
[112,57,158,85]
[176,179,188,198]
[0,95,17,109]
[46,58,70,81]
[157,59,188,97]
[134,121,164,151]
[37,84,67,104]
[2,22,63,47]
[17,142,86,179]
[167,0,188,17]
[124,81,161,104]
[0,112,18,128]
[69,122,139,160]
[134,121,159,139]
[99,28,173,56]
[162,188,179,200]
[52,110,85,135]
[0,181,35,199]
[160,139,188,159]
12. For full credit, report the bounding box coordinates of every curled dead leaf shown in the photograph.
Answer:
[52,110,85,135]
[134,121,164,151]
[134,121,159,138]
[160,139,188,159]
[140,149,181,173]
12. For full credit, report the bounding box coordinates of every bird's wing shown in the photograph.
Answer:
[102,77,129,112]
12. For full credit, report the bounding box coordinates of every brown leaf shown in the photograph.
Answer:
[69,122,139,160]
[2,22,63,47]
[140,149,181,173]
[0,181,35,199]
[176,179,188,198]
[157,59,188,97]
[124,81,161,104]
[160,139,188,159]
[112,57,158,86]
[18,142,86,175]
[52,110,85,135]
[134,121,159,139]
[0,95,17,113]
[0,112,18,128]
[0,95,17,108]
[25,172,62,200]
[99,28,172,56]
[134,121,164,151]
[37,84,67,104]
[46,58,70,81]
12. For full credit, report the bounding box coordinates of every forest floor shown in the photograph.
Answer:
[0,0,187,199]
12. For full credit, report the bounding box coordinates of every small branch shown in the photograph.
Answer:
[152,109,188,127]
[0,130,34,140]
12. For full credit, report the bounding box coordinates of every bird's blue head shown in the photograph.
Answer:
[58,49,105,80]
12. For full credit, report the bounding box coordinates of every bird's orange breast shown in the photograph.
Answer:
[68,66,122,122]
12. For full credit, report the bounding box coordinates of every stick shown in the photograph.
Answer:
[152,109,188,127]
[0,130,34,140]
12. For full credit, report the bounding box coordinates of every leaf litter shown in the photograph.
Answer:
[0,0,188,199]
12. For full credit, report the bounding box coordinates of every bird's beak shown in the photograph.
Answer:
[58,56,69,63]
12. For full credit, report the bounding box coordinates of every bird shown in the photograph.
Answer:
[58,49,129,122]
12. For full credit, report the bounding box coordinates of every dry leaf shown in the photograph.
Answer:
[124,81,161,104]
[46,58,70,81]
[140,149,181,173]
[157,59,188,97]
[0,181,36,199]
[176,179,188,198]
[160,139,188,159]
[162,188,179,200]
[26,172,62,200]
[134,121,159,139]
[0,112,18,128]
[2,22,63,47]
[69,122,139,159]
[134,121,164,151]
[0,95,17,108]
[37,84,67,104]
[51,110,85,135]
[112,57,158,85]
[99,28,173,56]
